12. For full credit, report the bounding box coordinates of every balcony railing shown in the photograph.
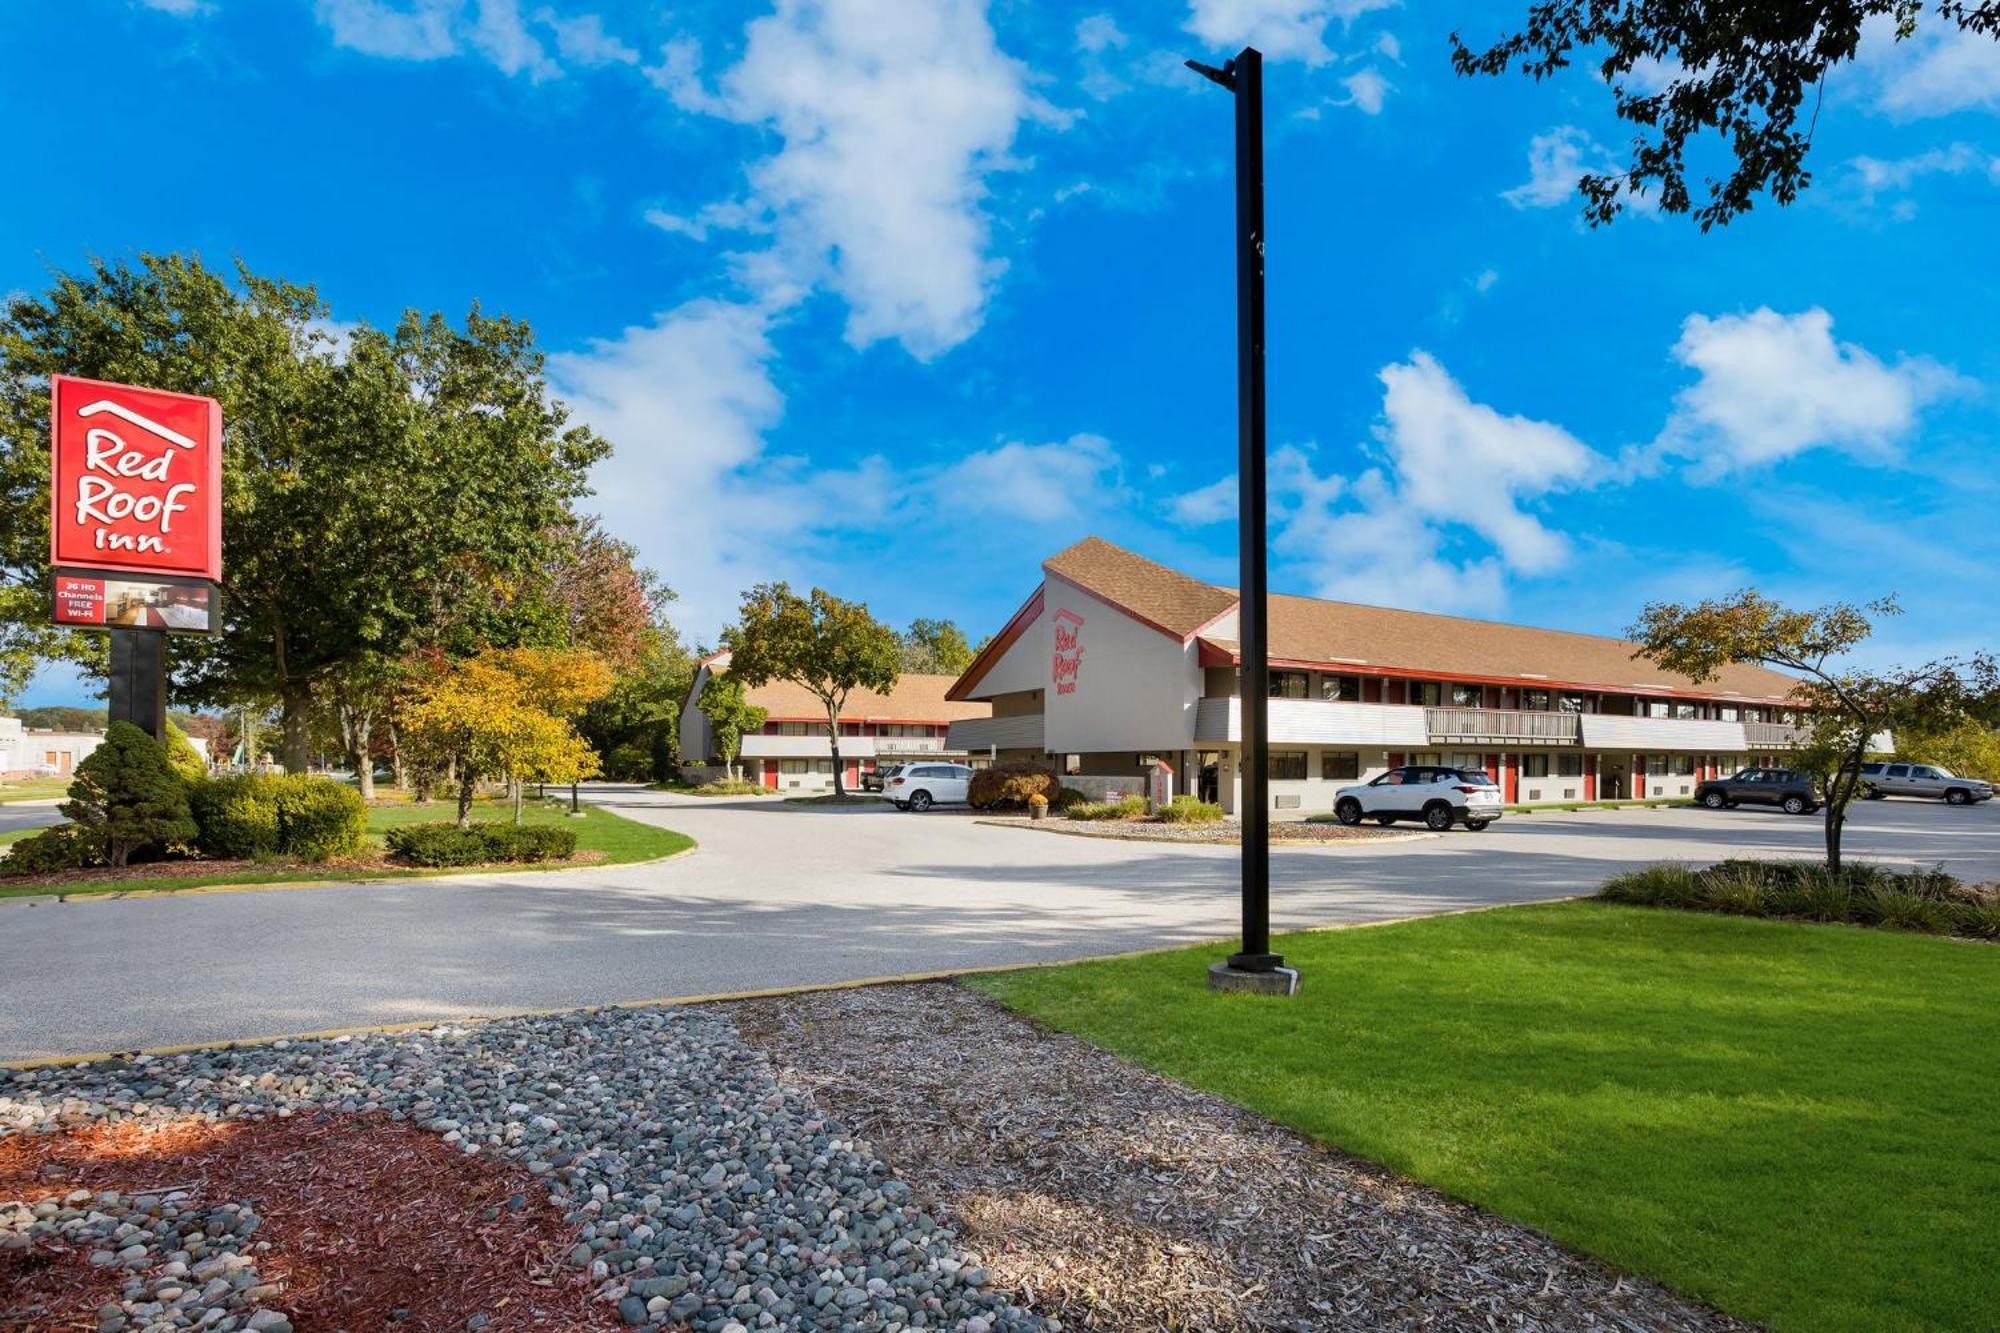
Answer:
[946,714,1048,753]
[872,734,950,753]
[1425,707,1580,746]
[1744,720,1805,749]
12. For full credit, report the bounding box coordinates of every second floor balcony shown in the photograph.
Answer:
[1425,706,1581,746]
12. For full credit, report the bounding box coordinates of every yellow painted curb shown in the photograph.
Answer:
[0,895,1584,1072]
[1,844,697,906]
[974,819,1437,847]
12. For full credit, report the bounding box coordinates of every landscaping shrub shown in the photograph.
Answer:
[968,763,1059,810]
[61,722,197,867]
[1065,795,1148,821]
[691,778,767,796]
[1055,786,1089,810]
[1599,859,2000,941]
[191,774,367,862]
[385,821,578,867]
[1156,795,1225,824]
[2,824,102,876]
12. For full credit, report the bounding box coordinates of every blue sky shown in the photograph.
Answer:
[6,0,1998,705]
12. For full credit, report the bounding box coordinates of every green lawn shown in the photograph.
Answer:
[0,799,691,898]
[0,777,72,804]
[975,902,2000,1332]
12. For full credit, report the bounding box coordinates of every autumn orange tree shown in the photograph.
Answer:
[401,648,614,825]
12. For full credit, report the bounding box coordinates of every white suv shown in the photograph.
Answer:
[1332,765,1504,831]
[883,763,974,812]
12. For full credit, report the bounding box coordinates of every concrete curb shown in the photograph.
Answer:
[0,895,1586,1072]
[973,819,1438,848]
[0,844,698,908]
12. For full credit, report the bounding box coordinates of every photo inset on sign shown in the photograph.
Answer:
[106,577,212,630]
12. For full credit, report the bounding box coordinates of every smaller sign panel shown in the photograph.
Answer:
[1051,608,1084,696]
[53,572,216,633]
[49,375,223,583]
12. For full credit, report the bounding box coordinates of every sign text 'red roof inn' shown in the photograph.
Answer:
[48,375,222,583]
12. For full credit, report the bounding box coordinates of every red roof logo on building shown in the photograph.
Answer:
[1051,608,1084,696]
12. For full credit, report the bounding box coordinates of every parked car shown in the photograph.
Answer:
[1693,767,1819,815]
[1857,761,1993,805]
[882,762,974,811]
[1333,766,1504,831]
[861,764,901,793]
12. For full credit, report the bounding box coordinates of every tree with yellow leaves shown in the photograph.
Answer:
[402,648,615,826]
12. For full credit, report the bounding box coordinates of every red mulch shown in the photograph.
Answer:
[0,849,608,891]
[0,1115,619,1332]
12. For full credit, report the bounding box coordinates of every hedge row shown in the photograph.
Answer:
[1600,859,2000,939]
[384,821,578,867]
[189,774,368,862]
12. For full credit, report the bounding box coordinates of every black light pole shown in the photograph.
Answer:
[1189,47,1293,994]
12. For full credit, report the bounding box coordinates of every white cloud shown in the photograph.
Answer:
[138,0,209,15]
[534,8,637,66]
[1841,143,1999,217]
[1341,67,1388,114]
[1502,125,1606,209]
[316,0,458,60]
[1656,308,1965,477]
[652,0,1040,360]
[1864,17,2000,119]
[1169,474,1238,525]
[314,0,574,78]
[1075,14,1127,54]
[1182,354,1601,614]
[1183,0,1398,67]
[925,434,1124,523]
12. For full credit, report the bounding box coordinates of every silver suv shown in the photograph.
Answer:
[1858,761,1994,805]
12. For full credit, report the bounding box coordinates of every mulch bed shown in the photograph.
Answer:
[978,818,1426,845]
[0,1114,611,1331]
[0,850,608,892]
[732,983,1746,1333]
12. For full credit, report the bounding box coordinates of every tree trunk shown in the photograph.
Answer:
[513,776,524,825]
[570,780,580,814]
[457,768,476,828]
[341,706,375,802]
[1824,733,1871,874]
[388,722,407,790]
[827,705,845,797]
[280,683,313,774]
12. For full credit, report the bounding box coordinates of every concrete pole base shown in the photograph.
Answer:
[1207,962,1301,996]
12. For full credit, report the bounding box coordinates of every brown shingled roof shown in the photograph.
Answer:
[736,671,992,723]
[1049,538,1802,702]
[1043,536,1238,638]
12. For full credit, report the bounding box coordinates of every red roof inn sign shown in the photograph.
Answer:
[48,375,222,633]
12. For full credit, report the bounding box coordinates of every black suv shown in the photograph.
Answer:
[1692,767,1820,815]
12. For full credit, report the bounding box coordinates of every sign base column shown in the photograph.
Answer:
[108,629,168,743]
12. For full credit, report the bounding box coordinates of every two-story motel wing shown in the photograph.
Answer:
[944,537,1806,812]
[681,652,992,793]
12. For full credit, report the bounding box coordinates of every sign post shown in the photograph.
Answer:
[48,375,223,741]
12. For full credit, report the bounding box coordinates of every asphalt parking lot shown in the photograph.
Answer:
[0,787,1993,1062]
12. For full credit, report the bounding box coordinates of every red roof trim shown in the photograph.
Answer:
[947,586,1044,701]
[1194,639,1800,704]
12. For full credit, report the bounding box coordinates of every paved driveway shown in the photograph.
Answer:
[2,787,1995,1062]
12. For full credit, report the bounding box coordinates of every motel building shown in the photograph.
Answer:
[944,538,1807,814]
[680,652,992,793]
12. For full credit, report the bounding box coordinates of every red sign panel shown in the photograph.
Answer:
[49,375,223,582]
[1051,608,1083,696]
[54,574,106,625]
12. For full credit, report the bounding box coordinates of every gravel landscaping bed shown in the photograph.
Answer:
[732,983,1746,1333]
[976,818,1426,845]
[2,1008,1047,1331]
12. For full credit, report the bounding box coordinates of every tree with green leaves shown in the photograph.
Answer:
[61,721,197,867]
[899,618,975,676]
[724,584,899,798]
[0,254,608,771]
[1630,591,1996,870]
[1454,3,2000,228]
[698,672,767,782]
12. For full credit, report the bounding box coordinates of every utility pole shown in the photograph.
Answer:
[1187,46,1297,996]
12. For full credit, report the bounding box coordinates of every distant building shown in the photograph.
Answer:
[946,537,1808,812]
[680,652,992,792]
[0,717,103,777]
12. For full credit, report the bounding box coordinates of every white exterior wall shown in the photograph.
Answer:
[679,663,717,763]
[1041,576,1203,756]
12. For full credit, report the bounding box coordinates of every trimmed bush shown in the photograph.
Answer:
[1065,795,1148,822]
[62,722,197,867]
[968,763,1059,811]
[1156,795,1225,824]
[191,774,367,863]
[1599,858,1999,941]
[691,778,767,796]
[2,824,102,877]
[384,821,578,867]
[1055,786,1089,810]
